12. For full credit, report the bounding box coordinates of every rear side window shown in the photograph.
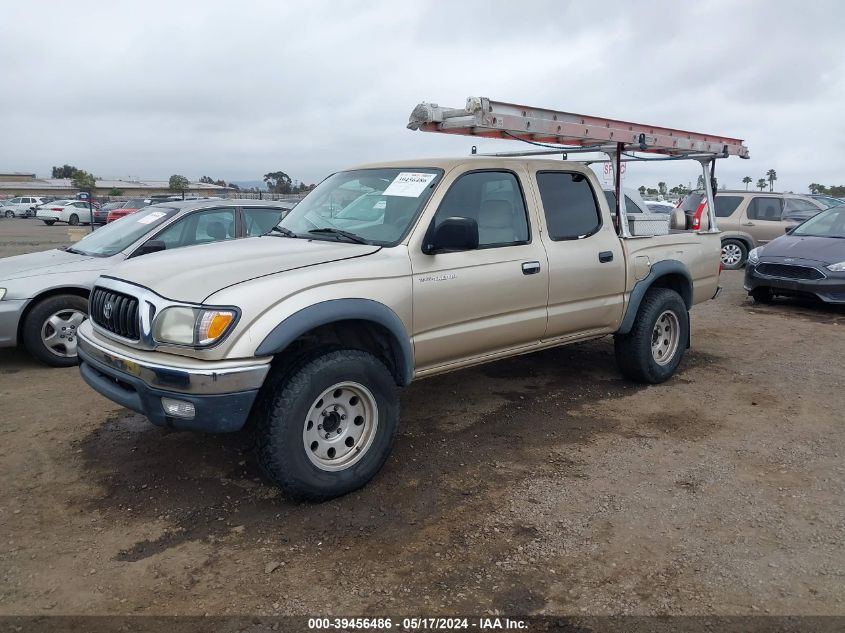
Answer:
[714,196,743,217]
[244,207,286,236]
[747,197,784,221]
[537,172,602,240]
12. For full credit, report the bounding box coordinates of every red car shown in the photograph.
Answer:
[106,198,149,223]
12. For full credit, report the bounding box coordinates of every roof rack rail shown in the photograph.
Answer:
[408,97,750,237]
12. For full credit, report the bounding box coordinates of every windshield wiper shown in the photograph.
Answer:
[63,246,85,255]
[269,226,301,238]
[307,228,368,244]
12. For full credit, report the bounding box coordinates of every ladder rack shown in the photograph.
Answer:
[408,97,749,159]
[407,97,749,238]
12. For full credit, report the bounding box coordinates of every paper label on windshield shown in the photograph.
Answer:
[137,211,166,224]
[383,172,436,197]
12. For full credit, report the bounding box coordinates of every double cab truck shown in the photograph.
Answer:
[77,156,723,500]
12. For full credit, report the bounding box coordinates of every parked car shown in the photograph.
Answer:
[95,201,124,224]
[645,201,676,213]
[2,196,44,218]
[76,157,722,500]
[678,190,826,269]
[808,194,845,209]
[35,200,94,225]
[0,200,292,366]
[106,198,150,223]
[745,204,845,304]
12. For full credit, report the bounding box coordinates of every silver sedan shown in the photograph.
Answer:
[0,199,293,366]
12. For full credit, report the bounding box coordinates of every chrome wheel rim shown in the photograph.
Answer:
[721,243,742,266]
[651,310,680,366]
[303,382,378,472]
[41,309,86,358]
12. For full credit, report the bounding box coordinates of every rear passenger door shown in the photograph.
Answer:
[743,197,785,243]
[410,169,549,370]
[532,168,626,338]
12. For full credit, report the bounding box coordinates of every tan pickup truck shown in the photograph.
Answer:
[77,157,722,499]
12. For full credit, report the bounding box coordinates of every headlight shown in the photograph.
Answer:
[0,288,5,301]
[748,248,761,265]
[827,261,845,272]
[153,306,237,347]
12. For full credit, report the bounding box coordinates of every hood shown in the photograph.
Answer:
[760,234,845,264]
[0,248,110,281]
[104,236,381,303]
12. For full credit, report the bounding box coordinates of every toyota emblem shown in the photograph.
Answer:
[103,302,113,319]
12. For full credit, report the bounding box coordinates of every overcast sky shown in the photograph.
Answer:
[2,0,844,193]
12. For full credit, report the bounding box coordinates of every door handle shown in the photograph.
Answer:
[522,261,541,275]
[598,251,614,263]
[743,222,755,226]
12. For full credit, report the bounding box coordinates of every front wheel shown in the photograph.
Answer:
[68,214,80,226]
[21,294,88,367]
[750,287,774,304]
[720,239,747,270]
[253,349,400,501]
[614,288,689,384]
[4,210,13,218]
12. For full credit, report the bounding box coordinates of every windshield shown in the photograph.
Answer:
[278,168,442,245]
[71,206,178,256]
[792,205,845,239]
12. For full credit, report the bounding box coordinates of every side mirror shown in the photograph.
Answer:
[784,226,792,234]
[423,217,479,254]
[133,239,166,257]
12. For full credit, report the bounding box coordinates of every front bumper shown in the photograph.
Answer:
[745,261,845,304]
[0,298,26,348]
[77,329,271,432]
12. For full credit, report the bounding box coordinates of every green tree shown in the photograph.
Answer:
[263,171,292,194]
[756,178,767,191]
[657,181,667,196]
[696,175,705,190]
[199,175,214,184]
[742,176,752,190]
[638,185,646,196]
[766,169,777,192]
[646,187,658,196]
[169,174,190,199]
[71,169,96,193]
[52,164,79,179]
[108,188,124,196]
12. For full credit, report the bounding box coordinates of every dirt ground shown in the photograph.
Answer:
[1,217,844,617]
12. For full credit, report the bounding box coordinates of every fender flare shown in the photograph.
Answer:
[254,299,414,385]
[617,260,693,335]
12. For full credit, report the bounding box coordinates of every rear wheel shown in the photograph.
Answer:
[22,294,88,367]
[720,239,747,269]
[253,349,400,501]
[68,214,80,226]
[615,288,689,384]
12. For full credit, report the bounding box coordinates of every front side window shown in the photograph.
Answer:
[537,171,602,240]
[154,208,237,249]
[747,197,784,221]
[279,168,442,245]
[431,171,530,248]
[793,206,845,238]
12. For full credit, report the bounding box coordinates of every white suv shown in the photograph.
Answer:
[2,196,44,218]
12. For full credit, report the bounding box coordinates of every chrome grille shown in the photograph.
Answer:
[91,287,140,340]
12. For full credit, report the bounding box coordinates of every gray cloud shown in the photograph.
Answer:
[1,0,843,192]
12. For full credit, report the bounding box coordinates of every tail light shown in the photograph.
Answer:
[691,201,707,230]
[51,207,63,211]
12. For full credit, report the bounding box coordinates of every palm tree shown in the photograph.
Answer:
[756,178,767,191]
[742,176,752,190]
[766,169,777,192]
[658,181,667,195]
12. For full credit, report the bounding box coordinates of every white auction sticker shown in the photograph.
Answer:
[382,172,437,197]
[137,211,166,224]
